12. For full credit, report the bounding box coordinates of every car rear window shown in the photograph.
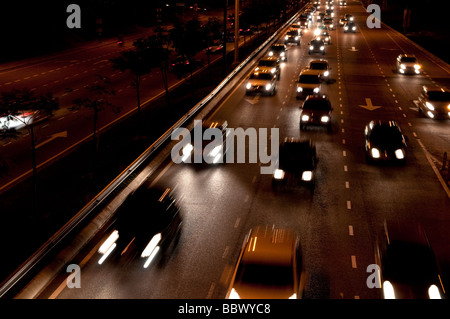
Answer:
[310,62,328,70]
[299,74,320,84]
[250,73,273,80]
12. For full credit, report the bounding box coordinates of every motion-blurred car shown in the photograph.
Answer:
[375,221,445,299]
[272,138,317,192]
[296,69,321,99]
[300,94,333,131]
[417,86,450,120]
[180,120,230,164]
[364,120,407,164]
[308,38,326,55]
[205,42,224,54]
[226,225,304,299]
[255,56,281,80]
[323,17,335,30]
[396,54,421,74]
[344,13,354,21]
[284,30,301,46]
[339,17,349,26]
[268,43,288,62]
[97,187,183,268]
[307,59,331,81]
[344,21,357,33]
[245,69,278,96]
[339,0,347,5]
[0,111,37,131]
[317,12,326,22]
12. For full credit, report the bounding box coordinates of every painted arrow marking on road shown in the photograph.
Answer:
[36,131,68,149]
[349,46,359,51]
[246,96,260,105]
[359,98,382,111]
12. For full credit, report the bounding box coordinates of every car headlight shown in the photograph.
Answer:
[352,26,356,30]
[273,169,285,180]
[295,36,299,40]
[414,64,421,69]
[313,87,320,93]
[428,285,442,299]
[228,288,241,299]
[350,17,354,21]
[285,35,289,40]
[309,45,314,50]
[265,83,272,90]
[246,83,251,90]
[302,171,313,181]
[271,68,276,74]
[141,233,162,258]
[324,71,329,77]
[301,114,310,121]
[325,37,329,41]
[383,281,395,299]
[427,111,435,118]
[400,64,406,69]
[330,25,334,28]
[320,46,324,50]
[447,104,450,111]
[288,293,297,299]
[371,148,381,159]
[395,149,404,160]
[425,102,435,111]
[269,51,273,56]
[280,52,285,57]
[344,26,348,30]
[321,115,330,122]
[297,87,303,92]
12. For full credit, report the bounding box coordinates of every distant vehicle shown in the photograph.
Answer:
[297,69,321,99]
[308,38,326,55]
[299,16,309,28]
[180,120,230,164]
[0,111,35,131]
[272,138,317,191]
[339,0,347,5]
[417,86,450,120]
[396,54,421,74]
[206,42,224,54]
[344,21,357,33]
[246,69,278,96]
[284,30,301,46]
[268,43,288,62]
[255,56,281,80]
[344,13,354,21]
[289,24,303,35]
[339,17,349,26]
[364,120,407,164]
[97,187,183,268]
[318,30,332,44]
[171,56,203,75]
[226,225,304,299]
[375,221,445,299]
[307,59,331,81]
[317,12,326,22]
[323,17,335,30]
[300,94,333,131]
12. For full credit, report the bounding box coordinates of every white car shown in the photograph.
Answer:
[307,59,331,81]
[296,69,321,99]
[396,54,421,74]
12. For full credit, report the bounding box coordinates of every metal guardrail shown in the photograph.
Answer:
[0,7,305,298]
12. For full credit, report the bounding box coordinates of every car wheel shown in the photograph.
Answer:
[322,52,325,55]
[277,73,280,80]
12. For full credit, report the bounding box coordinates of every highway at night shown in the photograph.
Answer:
[1,1,450,302]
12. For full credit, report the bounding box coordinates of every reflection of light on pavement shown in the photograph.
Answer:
[0,112,34,130]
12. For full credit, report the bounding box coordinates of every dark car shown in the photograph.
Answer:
[417,86,450,120]
[272,138,317,192]
[226,225,304,299]
[364,120,407,164]
[268,43,288,62]
[180,120,230,164]
[323,17,335,30]
[97,187,183,268]
[284,30,301,46]
[344,21,356,33]
[375,221,445,299]
[300,94,333,131]
[308,38,326,55]
[317,12,326,22]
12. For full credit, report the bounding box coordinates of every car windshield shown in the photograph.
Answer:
[236,262,294,287]
[310,62,328,70]
[299,74,320,83]
[303,99,331,110]
[428,91,450,101]
[270,46,285,52]
[287,31,298,36]
[279,142,314,168]
[250,73,273,80]
[370,126,403,145]
[400,57,417,63]
[383,242,438,284]
[258,60,277,67]
[311,40,324,46]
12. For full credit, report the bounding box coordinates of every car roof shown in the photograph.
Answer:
[242,225,297,266]
[368,120,400,129]
[310,59,328,64]
[300,68,320,76]
[305,94,330,101]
